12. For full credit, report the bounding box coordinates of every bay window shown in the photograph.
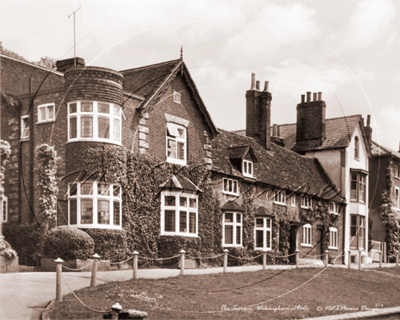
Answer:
[350,214,365,250]
[161,191,198,236]
[255,217,272,250]
[68,101,121,143]
[223,213,242,247]
[350,171,367,202]
[68,181,122,229]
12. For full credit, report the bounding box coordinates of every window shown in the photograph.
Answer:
[173,91,181,104]
[21,116,29,139]
[166,123,186,165]
[38,103,55,122]
[394,188,399,209]
[1,196,7,223]
[394,164,399,178]
[255,217,272,250]
[350,171,367,202]
[302,224,312,246]
[329,227,338,249]
[242,160,253,177]
[290,194,296,207]
[329,202,338,214]
[223,178,238,195]
[161,192,198,236]
[68,181,122,229]
[67,101,121,143]
[354,136,359,159]
[350,215,365,250]
[223,213,242,247]
[274,190,286,205]
[301,196,312,208]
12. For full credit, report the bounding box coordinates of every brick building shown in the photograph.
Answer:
[1,54,350,264]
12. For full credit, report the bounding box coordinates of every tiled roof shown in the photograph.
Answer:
[221,200,245,212]
[121,59,181,105]
[371,141,400,160]
[278,115,362,151]
[228,145,257,162]
[159,175,202,193]
[211,129,341,200]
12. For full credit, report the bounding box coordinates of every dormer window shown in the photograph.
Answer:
[274,190,286,205]
[329,202,338,214]
[242,160,253,177]
[354,136,359,160]
[166,123,186,165]
[301,196,312,208]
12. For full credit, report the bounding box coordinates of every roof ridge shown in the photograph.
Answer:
[277,114,362,127]
[120,59,181,74]
[0,53,63,75]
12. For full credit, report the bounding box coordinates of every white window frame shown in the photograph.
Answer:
[254,217,272,251]
[160,191,198,237]
[166,123,187,165]
[38,103,55,123]
[301,224,312,247]
[395,164,399,178]
[223,178,239,196]
[173,91,181,104]
[68,181,122,229]
[329,202,338,214]
[329,227,338,249]
[67,101,122,144]
[290,194,296,207]
[301,196,312,209]
[1,196,8,223]
[242,160,253,178]
[274,190,286,205]
[222,212,242,247]
[394,187,400,209]
[350,171,367,203]
[21,115,30,140]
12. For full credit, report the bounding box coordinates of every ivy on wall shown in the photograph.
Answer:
[0,140,11,198]
[379,160,400,261]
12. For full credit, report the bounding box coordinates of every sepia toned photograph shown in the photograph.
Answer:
[1,0,400,319]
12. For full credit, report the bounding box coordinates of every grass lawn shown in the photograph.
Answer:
[47,267,400,320]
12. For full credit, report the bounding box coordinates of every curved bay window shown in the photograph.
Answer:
[68,101,121,143]
[68,181,122,229]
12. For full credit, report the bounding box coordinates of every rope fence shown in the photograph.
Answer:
[61,260,93,271]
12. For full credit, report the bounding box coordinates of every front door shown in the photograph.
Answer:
[288,225,298,264]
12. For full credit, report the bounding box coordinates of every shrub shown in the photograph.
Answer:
[43,226,94,260]
[158,235,201,266]
[3,222,42,266]
[83,229,127,262]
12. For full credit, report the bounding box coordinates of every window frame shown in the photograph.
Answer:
[21,115,30,140]
[68,181,122,229]
[329,227,338,249]
[301,196,312,209]
[394,187,400,209]
[301,224,312,247]
[222,212,242,247]
[173,91,181,104]
[1,196,8,223]
[394,164,399,179]
[166,122,187,165]
[38,103,55,123]
[350,171,367,203]
[350,214,365,250]
[354,136,359,160]
[329,202,338,215]
[274,190,286,205]
[242,160,253,178]
[223,178,239,196]
[290,194,296,207]
[160,191,198,237]
[254,217,272,251]
[67,101,122,144]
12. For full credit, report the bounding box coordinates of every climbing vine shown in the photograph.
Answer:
[0,140,11,198]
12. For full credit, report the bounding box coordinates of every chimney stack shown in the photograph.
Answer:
[295,91,326,148]
[246,73,272,150]
[364,114,372,150]
[56,57,85,73]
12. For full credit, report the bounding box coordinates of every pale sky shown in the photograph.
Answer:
[1,0,399,151]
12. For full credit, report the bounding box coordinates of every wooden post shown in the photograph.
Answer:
[55,258,63,302]
[180,249,185,276]
[396,251,399,267]
[90,254,100,287]
[384,242,387,263]
[223,249,228,273]
[133,251,138,279]
[358,249,362,270]
[379,251,382,268]
[348,251,351,269]
[111,303,122,320]
[295,249,299,269]
[325,250,329,268]
[263,250,267,270]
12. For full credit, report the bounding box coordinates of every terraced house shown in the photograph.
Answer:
[0,53,366,265]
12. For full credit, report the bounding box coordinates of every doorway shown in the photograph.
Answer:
[316,227,324,260]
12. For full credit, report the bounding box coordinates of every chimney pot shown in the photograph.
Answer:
[318,92,322,101]
[301,95,305,103]
[250,73,256,90]
[306,92,311,102]
[256,80,260,90]
[313,93,317,101]
[263,81,269,92]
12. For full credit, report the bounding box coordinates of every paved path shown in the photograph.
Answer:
[0,263,399,320]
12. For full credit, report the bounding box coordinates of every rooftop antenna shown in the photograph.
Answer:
[69,6,81,67]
